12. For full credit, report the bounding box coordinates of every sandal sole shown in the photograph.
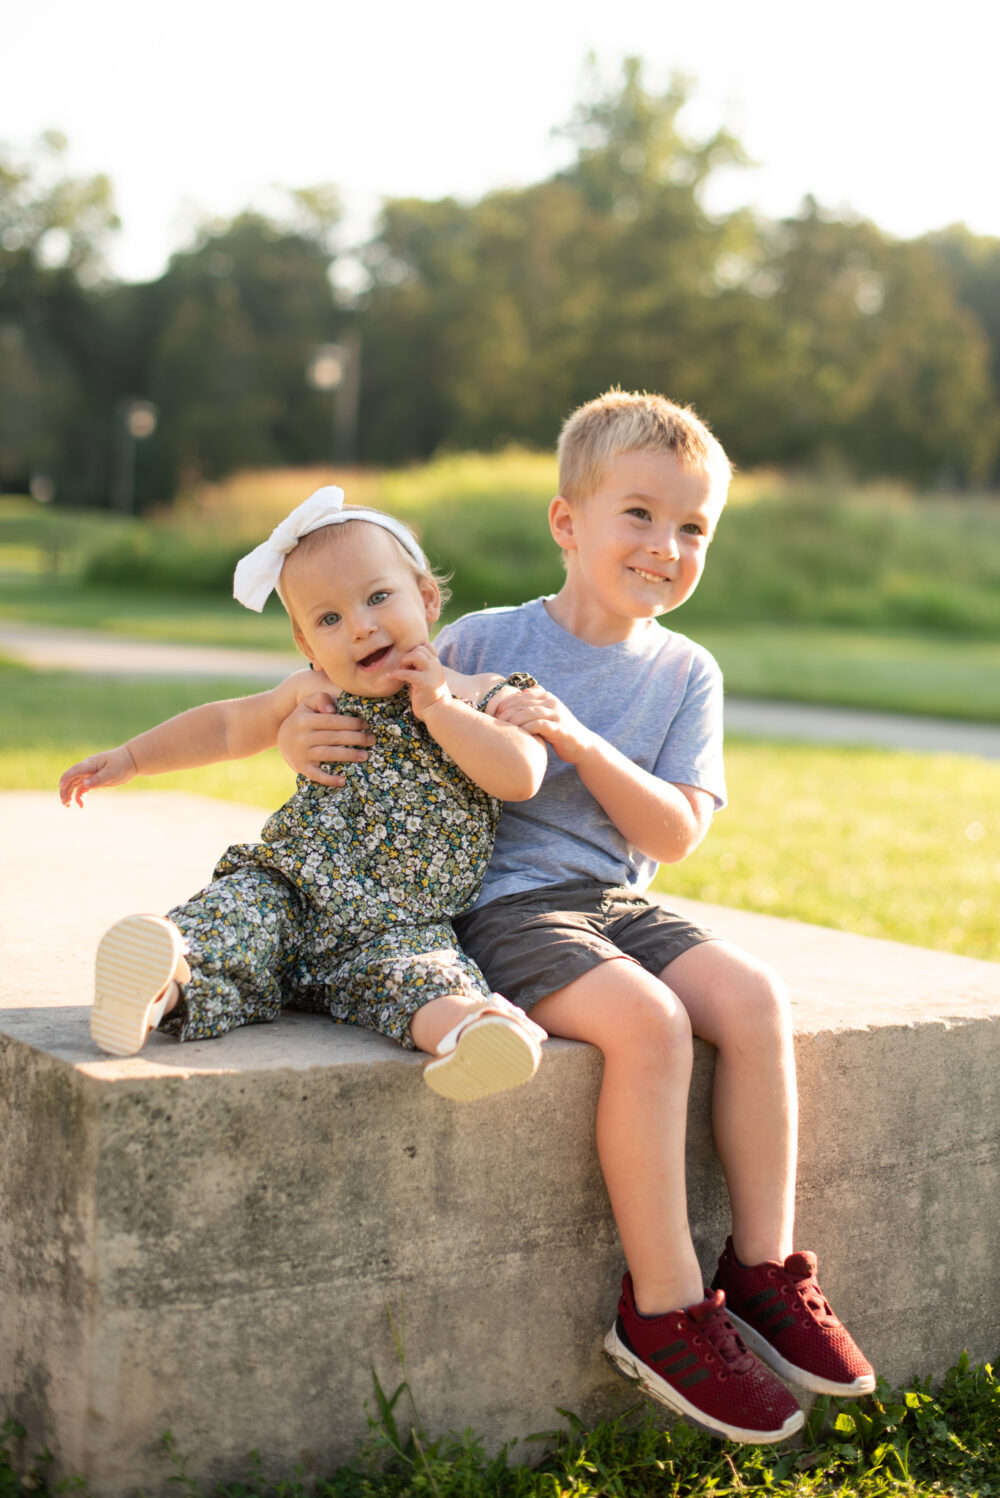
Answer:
[91,915,182,1057]
[423,1016,540,1102]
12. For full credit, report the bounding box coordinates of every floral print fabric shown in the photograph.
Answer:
[161,685,517,1047]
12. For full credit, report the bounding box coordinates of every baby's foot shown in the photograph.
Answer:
[91,915,190,1057]
[423,996,545,1102]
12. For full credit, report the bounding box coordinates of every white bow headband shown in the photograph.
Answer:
[232,486,430,612]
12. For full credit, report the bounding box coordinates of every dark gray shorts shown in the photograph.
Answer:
[454,878,718,1012]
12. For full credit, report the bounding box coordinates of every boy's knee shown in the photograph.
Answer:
[731,959,792,1045]
[606,966,693,1058]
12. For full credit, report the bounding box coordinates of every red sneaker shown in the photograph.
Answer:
[712,1238,876,1397]
[603,1273,804,1444]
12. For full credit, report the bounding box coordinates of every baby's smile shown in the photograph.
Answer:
[358,644,392,670]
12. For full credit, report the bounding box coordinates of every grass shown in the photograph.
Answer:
[3,573,1000,723]
[653,738,1000,964]
[6,459,1000,722]
[0,658,296,807]
[0,573,296,648]
[6,659,999,966]
[692,625,1000,722]
[3,1354,998,1496]
[8,459,1000,637]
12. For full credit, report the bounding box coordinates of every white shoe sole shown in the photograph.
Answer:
[725,1309,877,1397]
[603,1322,805,1445]
[91,915,183,1057]
[423,1015,540,1102]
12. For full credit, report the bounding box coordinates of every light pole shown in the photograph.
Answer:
[112,399,158,513]
[307,334,360,464]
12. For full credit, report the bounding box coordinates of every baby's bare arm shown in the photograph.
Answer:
[416,664,547,801]
[59,669,326,806]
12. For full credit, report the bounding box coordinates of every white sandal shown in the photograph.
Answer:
[423,995,546,1102]
[91,914,190,1057]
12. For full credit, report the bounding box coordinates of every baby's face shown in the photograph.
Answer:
[282,524,439,696]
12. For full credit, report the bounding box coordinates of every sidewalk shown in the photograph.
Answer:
[3,619,1000,758]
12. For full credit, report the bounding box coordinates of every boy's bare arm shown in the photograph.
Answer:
[391,650,547,801]
[493,686,713,861]
[59,670,328,806]
[275,695,376,788]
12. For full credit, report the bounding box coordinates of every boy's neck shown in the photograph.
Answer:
[544,584,655,648]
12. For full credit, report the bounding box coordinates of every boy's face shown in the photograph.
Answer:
[550,449,725,629]
[282,524,439,696]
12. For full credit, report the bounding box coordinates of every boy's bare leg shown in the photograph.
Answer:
[529,960,704,1315]
[660,940,797,1266]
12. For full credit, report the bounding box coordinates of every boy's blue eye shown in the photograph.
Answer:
[627,507,651,521]
[680,522,705,535]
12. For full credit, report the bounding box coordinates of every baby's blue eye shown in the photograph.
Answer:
[680,522,705,536]
[368,589,390,605]
[319,612,341,627]
[626,507,651,521]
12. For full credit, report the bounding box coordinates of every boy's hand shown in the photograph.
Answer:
[59,745,138,807]
[388,644,451,720]
[276,692,375,788]
[493,686,595,763]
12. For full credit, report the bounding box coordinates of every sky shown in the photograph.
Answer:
[6,0,1000,283]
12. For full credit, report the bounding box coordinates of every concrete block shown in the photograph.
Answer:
[1,792,999,1494]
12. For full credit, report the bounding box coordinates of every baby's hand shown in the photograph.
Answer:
[59,746,138,807]
[276,692,375,788]
[388,644,451,720]
[492,686,595,763]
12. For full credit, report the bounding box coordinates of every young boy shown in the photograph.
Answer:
[279,391,875,1443]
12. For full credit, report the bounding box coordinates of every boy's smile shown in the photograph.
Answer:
[281,524,439,695]
[547,450,725,645]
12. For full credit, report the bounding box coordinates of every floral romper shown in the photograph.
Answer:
[161,679,530,1048]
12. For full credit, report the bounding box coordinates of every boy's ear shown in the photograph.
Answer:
[548,495,577,553]
[420,576,442,624]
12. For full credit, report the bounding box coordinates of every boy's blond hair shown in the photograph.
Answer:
[557,389,732,502]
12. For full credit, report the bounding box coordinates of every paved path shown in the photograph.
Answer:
[0,620,300,681]
[4,620,1000,760]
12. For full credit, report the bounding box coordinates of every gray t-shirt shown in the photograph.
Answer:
[435,597,726,908]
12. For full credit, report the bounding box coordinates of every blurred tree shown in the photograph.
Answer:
[745,202,998,482]
[4,104,999,501]
[355,59,756,461]
[137,198,343,500]
[0,132,119,502]
[925,225,1000,478]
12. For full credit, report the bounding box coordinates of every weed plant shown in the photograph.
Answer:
[6,459,1000,636]
[2,1354,996,1496]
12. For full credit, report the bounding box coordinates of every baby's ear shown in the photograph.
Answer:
[291,621,316,664]
[420,577,442,623]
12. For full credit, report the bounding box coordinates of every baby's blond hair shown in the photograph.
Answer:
[557,389,732,502]
[282,512,451,611]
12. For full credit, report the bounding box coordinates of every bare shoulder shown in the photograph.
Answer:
[273,668,340,712]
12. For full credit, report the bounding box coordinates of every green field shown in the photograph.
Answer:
[4,458,1000,721]
[5,457,1000,967]
[7,660,998,966]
